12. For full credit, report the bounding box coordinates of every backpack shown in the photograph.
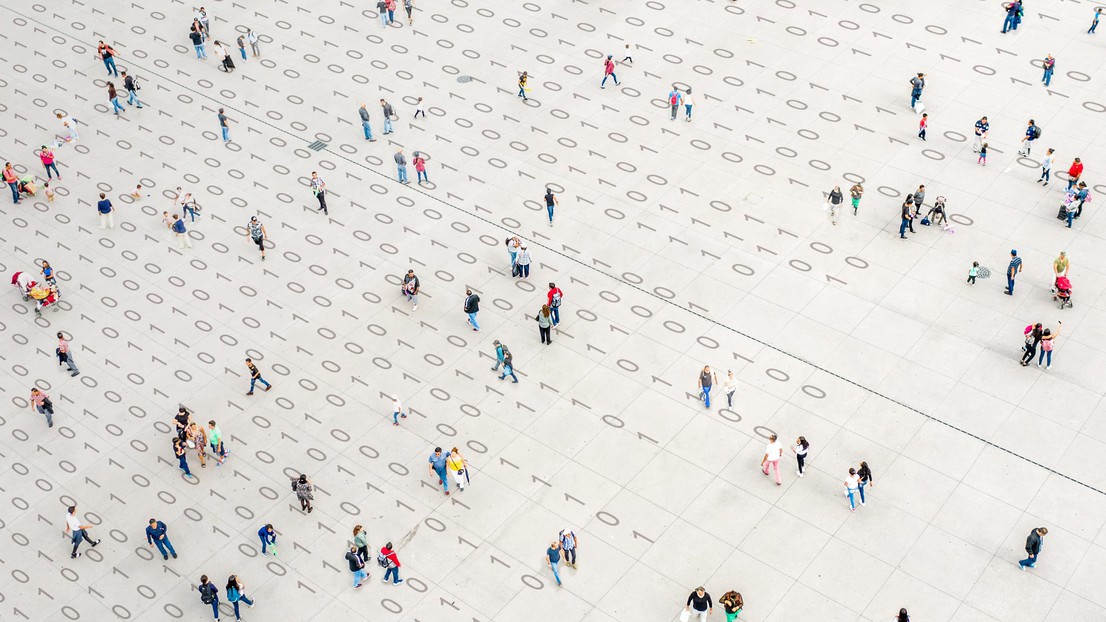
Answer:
[669,93,679,105]
[291,479,299,492]
[377,552,390,568]
[550,291,562,307]
[227,587,240,603]
[1031,126,1042,139]
[199,584,215,605]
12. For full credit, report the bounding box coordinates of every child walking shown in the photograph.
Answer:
[978,143,988,165]
[918,113,928,140]
[967,261,979,285]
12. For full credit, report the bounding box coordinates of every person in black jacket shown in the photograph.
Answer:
[197,575,219,620]
[857,461,873,506]
[1018,527,1048,570]
[685,587,712,621]
[464,288,480,331]
[346,545,367,588]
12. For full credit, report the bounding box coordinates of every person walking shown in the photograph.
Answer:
[1053,251,1069,278]
[258,524,277,556]
[793,436,809,477]
[173,214,193,249]
[1066,158,1083,190]
[972,116,989,152]
[218,108,231,142]
[146,518,178,560]
[761,433,783,485]
[208,420,228,465]
[3,162,20,203]
[1021,323,1043,367]
[446,446,469,491]
[844,467,861,512]
[722,370,737,408]
[197,575,220,621]
[909,73,925,109]
[513,244,532,278]
[559,528,578,569]
[536,305,553,344]
[97,41,120,76]
[404,0,414,25]
[174,437,195,479]
[697,365,717,408]
[245,358,272,395]
[413,96,426,118]
[547,282,563,325]
[897,608,911,622]
[719,591,744,622]
[546,540,564,587]
[246,216,267,260]
[685,587,713,622]
[375,0,388,26]
[358,103,376,141]
[544,188,558,226]
[181,192,199,222]
[293,474,314,513]
[1002,1,1021,33]
[380,99,395,134]
[827,185,843,225]
[1018,119,1040,157]
[353,525,370,564]
[428,447,451,496]
[1037,322,1061,369]
[310,171,327,214]
[463,288,480,331]
[849,182,863,215]
[1005,249,1022,295]
[56,332,80,376]
[394,149,409,184]
[498,351,519,383]
[517,71,529,100]
[413,152,428,184]
[225,575,254,620]
[247,28,260,57]
[600,55,620,89]
[108,81,125,116]
[491,340,508,371]
[39,146,61,180]
[388,394,405,426]
[1018,527,1048,570]
[1038,148,1055,184]
[187,422,208,469]
[122,71,144,109]
[65,505,101,558]
[30,387,55,427]
[379,542,404,584]
[684,87,695,121]
[190,28,207,59]
[1091,7,1102,33]
[346,545,368,588]
[402,267,418,307]
[1041,54,1055,87]
[857,461,873,506]
[668,86,682,120]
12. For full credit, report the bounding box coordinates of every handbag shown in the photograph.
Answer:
[512,264,521,277]
[186,440,196,449]
[679,611,691,622]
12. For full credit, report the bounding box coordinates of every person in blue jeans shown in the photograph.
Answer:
[1041,54,1055,87]
[395,149,409,183]
[1091,7,1102,33]
[1019,527,1047,570]
[97,41,119,76]
[218,109,231,142]
[698,366,717,408]
[544,188,558,226]
[491,340,507,370]
[108,83,125,115]
[857,462,873,506]
[1002,1,1020,33]
[498,352,519,383]
[258,524,277,556]
[428,447,451,495]
[1005,249,1022,295]
[380,543,404,584]
[226,575,254,620]
[358,104,375,141]
[346,545,367,587]
[197,576,219,621]
[546,541,563,586]
[174,438,194,479]
[245,358,271,395]
[146,518,178,560]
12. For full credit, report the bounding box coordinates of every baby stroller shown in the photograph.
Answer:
[18,175,37,197]
[1052,276,1072,309]
[11,271,34,300]
[29,282,60,316]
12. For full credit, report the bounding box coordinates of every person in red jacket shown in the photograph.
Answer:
[547,282,564,326]
[380,543,403,585]
[1067,158,1084,191]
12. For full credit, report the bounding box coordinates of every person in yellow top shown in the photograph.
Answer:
[1053,251,1069,277]
[446,447,469,491]
[517,71,528,101]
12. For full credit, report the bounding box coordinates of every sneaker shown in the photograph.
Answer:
[94,539,101,547]
[1020,564,1026,571]
[400,414,407,418]
[393,422,399,426]
[172,553,178,558]
[72,552,81,559]
[395,579,404,585]
[163,554,169,560]
[859,501,865,506]
[354,583,363,589]
[382,577,389,583]
[71,371,80,377]
[445,491,450,496]
[412,304,417,311]
[797,470,804,477]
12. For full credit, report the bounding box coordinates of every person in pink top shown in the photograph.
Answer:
[30,388,55,427]
[57,332,80,376]
[413,152,428,184]
[39,146,60,180]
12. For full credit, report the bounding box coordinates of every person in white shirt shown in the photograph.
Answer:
[391,395,405,426]
[1038,148,1055,185]
[683,87,695,122]
[722,370,737,408]
[760,434,783,485]
[65,505,101,558]
[792,436,809,477]
[844,468,861,512]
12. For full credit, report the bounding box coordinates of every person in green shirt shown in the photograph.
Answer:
[208,420,227,465]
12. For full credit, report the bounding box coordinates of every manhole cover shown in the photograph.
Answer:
[977,266,992,279]
[457,75,473,83]
[307,141,327,151]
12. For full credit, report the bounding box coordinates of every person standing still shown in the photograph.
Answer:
[173,215,193,249]
[793,436,809,477]
[413,151,428,184]
[685,587,713,622]
[39,146,61,180]
[236,35,247,62]
[1066,158,1083,190]
[57,332,80,376]
[849,182,863,215]
[909,72,925,109]
[245,358,272,395]
[358,103,376,141]
[30,388,55,427]
[1006,249,1022,295]
[65,505,101,558]
[972,116,989,152]
[218,108,231,142]
[174,437,195,478]
[1041,54,1055,87]
[402,269,419,310]
[391,394,406,426]
[3,162,20,203]
[380,99,395,134]
[537,305,553,344]
[394,149,409,184]
[146,518,178,560]
[189,28,207,59]
[463,288,480,331]
[1019,527,1048,569]
[1038,148,1055,184]
[247,28,260,57]
[761,433,783,485]
[544,188,558,226]
[899,197,913,239]
[697,365,717,408]
[514,244,532,278]
[546,282,563,325]
[546,540,563,586]
[1018,119,1039,157]
[96,192,115,229]
[208,420,228,465]
[310,171,327,214]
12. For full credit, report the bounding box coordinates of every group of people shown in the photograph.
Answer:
[345,539,404,589]
[545,528,579,587]
[898,184,950,238]
[758,434,873,512]
[682,587,744,621]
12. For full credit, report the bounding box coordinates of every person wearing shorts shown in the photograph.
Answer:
[247,216,267,260]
